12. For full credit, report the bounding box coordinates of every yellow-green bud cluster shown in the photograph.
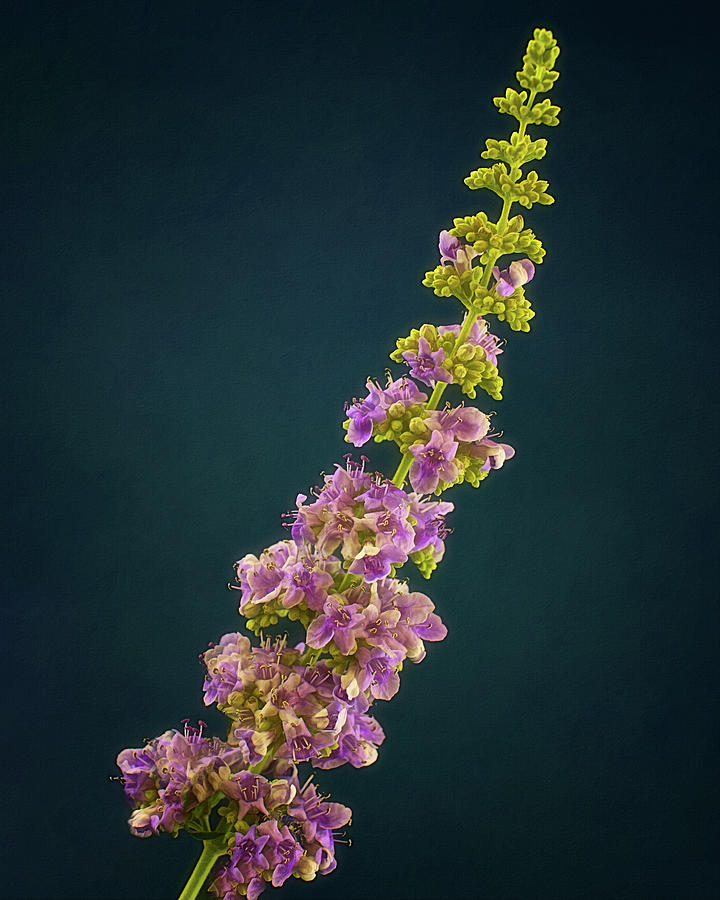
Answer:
[422,263,479,308]
[494,89,560,126]
[516,27,560,93]
[390,323,502,400]
[243,603,314,636]
[482,132,547,167]
[449,212,544,266]
[422,267,536,332]
[371,397,428,454]
[410,546,439,579]
[464,162,554,208]
[471,286,535,332]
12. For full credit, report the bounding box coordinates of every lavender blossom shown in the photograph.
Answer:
[408,429,459,494]
[492,258,535,297]
[438,317,503,366]
[345,380,388,446]
[378,376,428,408]
[305,596,366,654]
[438,229,479,274]
[232,543,341,615]
[466,436,516,471]
[348,543,407,582]
[425,405,490,442]
[401,336,453,386]
[291,459,450,566]
[117,722,260,838]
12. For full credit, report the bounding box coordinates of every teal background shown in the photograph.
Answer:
[2,2,718,898]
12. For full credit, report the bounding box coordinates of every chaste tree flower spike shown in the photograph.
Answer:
[116,26,561,900]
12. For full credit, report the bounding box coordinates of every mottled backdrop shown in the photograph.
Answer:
[2,2,718,899]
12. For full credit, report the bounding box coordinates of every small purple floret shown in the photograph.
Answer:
[402,337,453,387]
[492,259,535,297]
[408,430,459,495]
[438,230,479,274]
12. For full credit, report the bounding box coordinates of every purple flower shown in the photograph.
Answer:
[116,746,157,803]
[291,459,427,567]
[231,542,341,617]
[408,430,459,494]
[202,632,254,706]
[401,336,453,387]
[348,543,407,582]
[362,603,405,657]
[360,500,416,556]
[492,258,535,297]
[439,230,479,274]
[306,596,365,654]
[219,828,271,897]
[222,770,271,819]
[407,495,453,558]
[345,380,388,446]
[280,560,334,611]
[438,318,503,366]
[345,646,403,701]
[378,376,428,408]
[277,709,338,763]
[117,722,258,838]
[371,581,448,663]
[256,819,304,887]
[290,779,352,848]
[211,816,309,898]
[233,541,296,611]
[425,405,490,443]
[314,695,386,769]
[466,437,516,471]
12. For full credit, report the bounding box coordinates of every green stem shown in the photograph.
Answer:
[177,838,227,900]
[249,735,284,775]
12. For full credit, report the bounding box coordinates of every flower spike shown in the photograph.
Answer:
[116,25,560,900]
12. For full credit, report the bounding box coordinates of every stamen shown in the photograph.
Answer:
[300,774,315,794]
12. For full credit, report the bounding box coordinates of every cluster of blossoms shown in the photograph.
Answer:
[205,573,446,766]
[289,458,454,579]
[201,632,387,769]
[390,319,504,399]
[345,382,515,495]
[117,27,559,900]
[117,721,252,839]
[209,762,351,900]
[422,230,538,333]
[118,725,351,900]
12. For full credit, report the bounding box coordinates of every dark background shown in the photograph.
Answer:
[2,2,718,898]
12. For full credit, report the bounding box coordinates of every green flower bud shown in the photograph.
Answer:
[455,343,476,362]
[409,416,427,435]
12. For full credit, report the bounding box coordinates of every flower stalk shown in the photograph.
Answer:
[115,27,561,900]
[179,839,229,900]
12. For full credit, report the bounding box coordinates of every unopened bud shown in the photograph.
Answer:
[455,343,476,362]
[409,417,427,435]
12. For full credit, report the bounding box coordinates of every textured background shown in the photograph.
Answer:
[2,2,718,898]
